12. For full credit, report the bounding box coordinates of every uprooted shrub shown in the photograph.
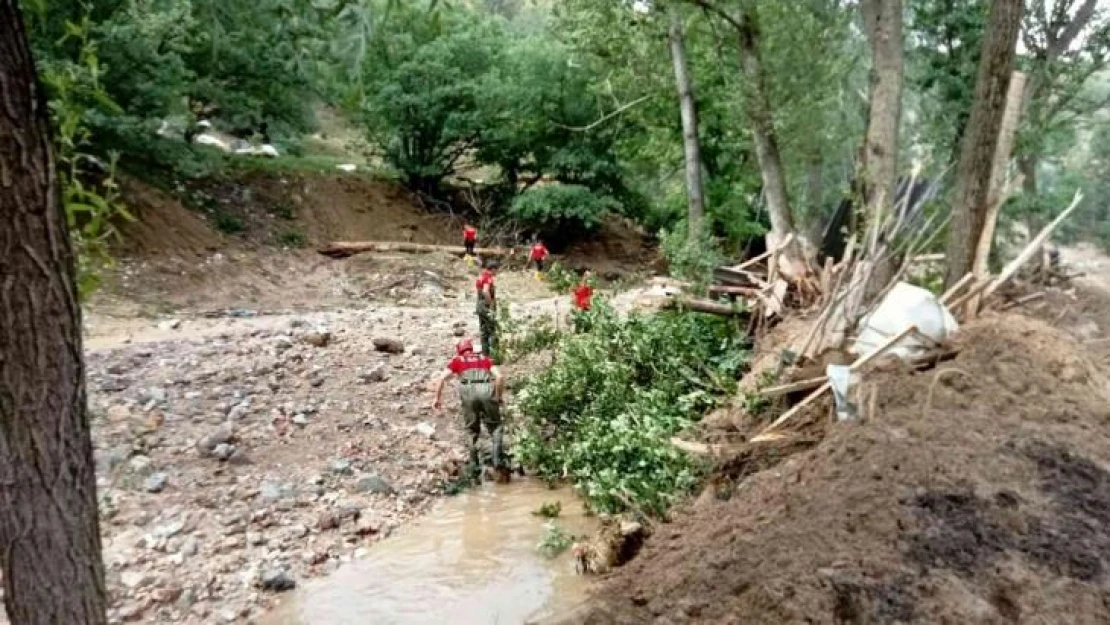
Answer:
[513,301,750,516]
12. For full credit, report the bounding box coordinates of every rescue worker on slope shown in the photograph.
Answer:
[431,338,506,477]
[463,222,478,265]
[528,238,550,280]
[571,268,595,333]
[475,260,499,359]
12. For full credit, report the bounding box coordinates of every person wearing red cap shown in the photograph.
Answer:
[432,338,506,476]
[571,268,594,333]
[462,223,478,258]
[474,260,499,358]
[528,239,549,278]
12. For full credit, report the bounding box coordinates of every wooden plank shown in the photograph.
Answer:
[939,272,974,305]
[756,325,918,436]
[759,375,826,399]
[729,233,795,272]
[984,190,1083,299]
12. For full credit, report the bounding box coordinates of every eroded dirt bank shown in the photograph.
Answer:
[577,289,1110,625]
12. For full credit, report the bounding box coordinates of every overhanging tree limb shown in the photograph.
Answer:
[557,94,655,132]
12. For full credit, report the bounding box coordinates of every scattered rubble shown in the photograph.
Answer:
[82,305,482,624]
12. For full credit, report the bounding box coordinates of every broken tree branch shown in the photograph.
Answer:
[984,189,1084,299]
[558,94,655,132]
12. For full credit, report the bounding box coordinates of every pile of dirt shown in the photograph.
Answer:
[579,312,1110,625]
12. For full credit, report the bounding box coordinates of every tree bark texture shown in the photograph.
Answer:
[859,0,904,229]
[735,2,796,245]
[0,1,109,623]
[668,10,707,241]
[943,0,1024,288]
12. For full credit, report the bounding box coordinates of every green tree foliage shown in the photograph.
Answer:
[24,0,323,178]
[514,302,748,515]
[509,184,618,239]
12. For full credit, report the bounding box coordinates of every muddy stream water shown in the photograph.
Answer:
[261,480,597,625]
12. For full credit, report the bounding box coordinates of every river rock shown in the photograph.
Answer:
[145,473,168,493]
[372,338,405,354]
[353,474,395,495]
[316,512,340,531]
[197,426,234,456]
[259,569,296,592]
[330,459,353,476]
[358,365,389,383]
[301,331,331,348]
[128,455,154,476]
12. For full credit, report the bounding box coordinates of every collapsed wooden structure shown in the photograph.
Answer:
[668,185,1085,456]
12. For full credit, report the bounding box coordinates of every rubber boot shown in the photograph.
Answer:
[490,424,504,469]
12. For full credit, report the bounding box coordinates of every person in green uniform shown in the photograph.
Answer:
[432,339,506,475]
[474,260,499,360]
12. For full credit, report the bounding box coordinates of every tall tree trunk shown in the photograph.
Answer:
[943,0,1024,288]
[735,1,801,264]
[859,0,904,229]
[0,2,109,624]
[668,10,707,241]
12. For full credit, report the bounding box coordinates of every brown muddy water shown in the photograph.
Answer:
[261,480,597,625]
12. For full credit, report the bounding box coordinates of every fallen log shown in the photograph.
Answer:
[708,285,763,297]
[662,297,747,317]
[319,241,512,259]
[713,266,767,288]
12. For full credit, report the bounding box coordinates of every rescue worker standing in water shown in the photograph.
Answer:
[475,260,499,359]
[432,339,506,475]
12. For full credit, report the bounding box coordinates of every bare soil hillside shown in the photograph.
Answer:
[97,172,654,315]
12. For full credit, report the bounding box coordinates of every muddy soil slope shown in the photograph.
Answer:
[581,303,1110,625]
[95,173,654,315]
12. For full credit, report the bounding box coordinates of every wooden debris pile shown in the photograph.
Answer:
[672,186,1085,458]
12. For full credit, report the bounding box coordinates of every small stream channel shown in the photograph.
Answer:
[261,479,598,625]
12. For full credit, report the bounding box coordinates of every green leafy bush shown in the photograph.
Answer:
[660,223,725,290]
[532,501,562,518]
[495,303,563,364]
[214,211,245,235]
[543,261,579,294]
[277,229,308,248]
[509,184,619,236]
[513,301,749,516]
[537,522,574,558]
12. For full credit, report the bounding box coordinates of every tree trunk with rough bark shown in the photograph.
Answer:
[943,0,1024,288]
[735,2,803,270]
[668,9,707,241]
[859,0,904,228]
[0,2,109,623]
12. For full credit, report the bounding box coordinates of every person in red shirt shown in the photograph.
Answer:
[432,338,506,477]
[462,223,478,257]
[573,269,594,311]
[474,261,498,358]
[528,239,550,274]
[572,268,595,333]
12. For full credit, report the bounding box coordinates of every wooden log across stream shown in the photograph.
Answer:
[318,241,512,259]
